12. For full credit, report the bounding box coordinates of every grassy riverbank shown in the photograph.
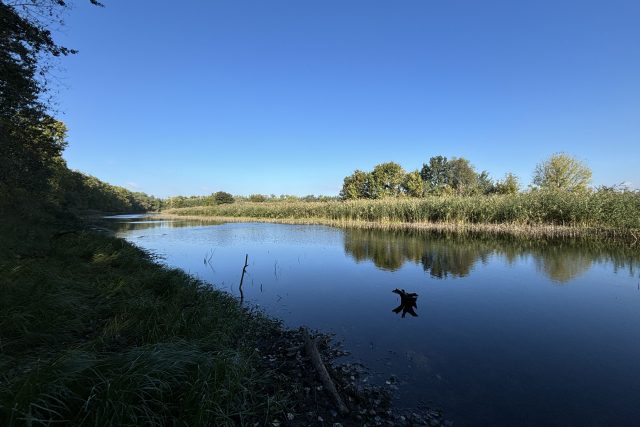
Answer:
[163,191,640,240]
[0,215,289,425]
[0,212,441,426]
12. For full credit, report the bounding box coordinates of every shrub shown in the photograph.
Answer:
[213,191,234,204]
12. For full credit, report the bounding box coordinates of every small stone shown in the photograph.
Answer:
[318,416,324,422]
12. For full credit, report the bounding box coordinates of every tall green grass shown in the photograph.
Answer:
[164,191,640,232]
[0,221,288,426]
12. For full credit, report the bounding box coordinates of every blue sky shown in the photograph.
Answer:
[56,0,640,197]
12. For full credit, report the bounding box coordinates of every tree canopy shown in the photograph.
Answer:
[370,162,406,198]
[1,0,102,205]
[533,153,592,192]
[340,170,371,200]
[494,173,520,195]
[340,156,501,200]
[213,191,234,204]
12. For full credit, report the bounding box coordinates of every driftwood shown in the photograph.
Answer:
[302,328,349,414]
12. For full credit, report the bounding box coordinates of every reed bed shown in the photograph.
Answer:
[163,191,640,241]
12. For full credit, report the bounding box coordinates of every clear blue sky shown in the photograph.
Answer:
[56,0,640,197]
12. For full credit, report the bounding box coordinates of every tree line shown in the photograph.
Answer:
[0,1,165,214]
[163,192,338,209]
[340,153,593,200]
[52,167,161,212]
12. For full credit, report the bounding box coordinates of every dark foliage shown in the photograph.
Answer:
[213,191,234,205]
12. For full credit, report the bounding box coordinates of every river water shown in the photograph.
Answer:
[106,214,640,426]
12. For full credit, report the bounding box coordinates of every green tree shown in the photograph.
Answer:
[1,1,101,204]
[420,156,449,192]
[533,153,592,192]
[213,191,234,204]
[475,171,495,195]
[370,162,405,198]
[340,170,371,199]
[494,173,520,195]
[402,170,425,197]
[420,156,482,195]
[446,158,479,195]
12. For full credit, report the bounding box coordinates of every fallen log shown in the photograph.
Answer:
[302,328,349,414]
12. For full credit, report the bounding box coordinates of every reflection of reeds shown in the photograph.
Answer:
[159,192,640,242]
[159,213,635,241]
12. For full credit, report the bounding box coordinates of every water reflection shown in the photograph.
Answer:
[110,218,223,232]
[392,288,419,317]
[343,228,640,283]
[105,215,640,426]
[109,218,640,284]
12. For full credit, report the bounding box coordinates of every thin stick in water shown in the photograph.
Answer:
[239,254,248,303]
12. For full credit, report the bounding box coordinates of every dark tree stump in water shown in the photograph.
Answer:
[392,288,418,317]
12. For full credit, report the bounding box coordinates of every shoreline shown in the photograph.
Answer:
[157,212,639,242]
[1,214,444,426]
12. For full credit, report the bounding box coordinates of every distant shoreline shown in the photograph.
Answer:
[158,212,639,242]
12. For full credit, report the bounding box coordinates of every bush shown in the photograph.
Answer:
[213,191,234,205]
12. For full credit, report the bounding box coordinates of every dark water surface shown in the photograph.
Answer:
[107,215,640,426]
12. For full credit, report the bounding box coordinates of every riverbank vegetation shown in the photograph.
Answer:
[162,153,638,239]
[163,189,640,240]
[163,192,337,209]
[0,1,160,216]
[339,153,592,199]
[0,216,286,425]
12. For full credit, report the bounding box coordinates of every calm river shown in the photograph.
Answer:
[107,214,640,426]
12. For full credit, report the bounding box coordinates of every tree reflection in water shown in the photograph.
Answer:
[343,228,640,283]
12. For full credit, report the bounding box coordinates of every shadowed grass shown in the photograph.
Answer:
[0,219,289,426]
